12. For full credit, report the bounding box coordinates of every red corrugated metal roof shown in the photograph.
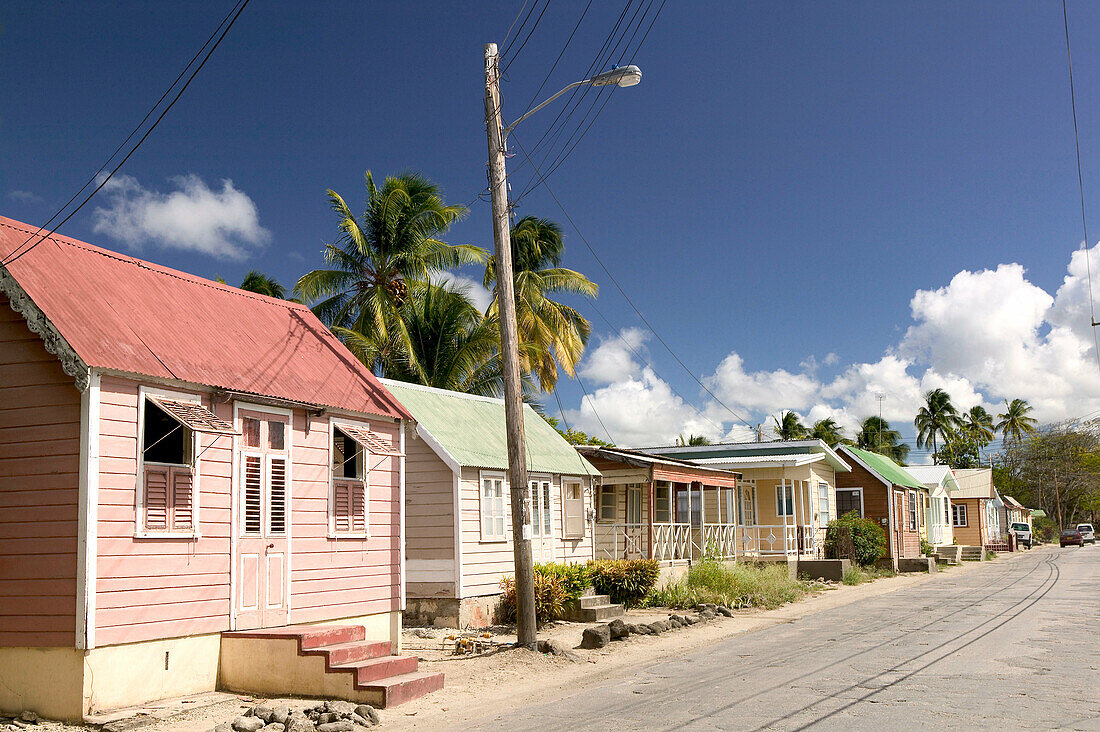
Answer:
[0,216,410,421]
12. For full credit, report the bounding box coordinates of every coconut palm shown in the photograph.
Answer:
[239,271,288,299]
[337,282,534,397]
[914,388,961,463]
[961,405,996,447]
[809,418,847,447]
[773,411,808,440]
[484,216,597,392]
[676,434,711,446]
[856,416,911,464]
[294,171,485,369]
[996,398,1038,444]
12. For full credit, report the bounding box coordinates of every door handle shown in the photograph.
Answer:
[266,543,275,550]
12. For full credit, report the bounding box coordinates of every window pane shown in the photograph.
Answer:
[543,483,552,534]
[269,421,285,451]
[242,417,261,449]
[144,401,190,465]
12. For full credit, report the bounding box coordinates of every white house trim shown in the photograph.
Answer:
[399,419,406,610]
[414,422,461,474]
[452,469,463,599]
[76,369,100,650]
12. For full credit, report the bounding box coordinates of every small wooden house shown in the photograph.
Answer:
[641,440,849,560]
[0,217,440,720]
[834,446,929,564]
[905,465,960,548]
[950,468,1004,549]
[380,379,601,628]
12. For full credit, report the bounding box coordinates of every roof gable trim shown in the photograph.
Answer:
[1,264,89,391]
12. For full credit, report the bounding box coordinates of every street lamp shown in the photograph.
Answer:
[483,43,642,649]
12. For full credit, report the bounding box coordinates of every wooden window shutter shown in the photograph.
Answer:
[243,455,263,534]
[334,481,351,532]
[350,480,366,533]
[145,466,170,530]
[269,458,287,534]
[563,482,585,538]
[171,469,194,530]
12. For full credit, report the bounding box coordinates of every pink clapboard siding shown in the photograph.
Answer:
[94,376,233,647]
[289,413,402,623]
[0,296,81,647]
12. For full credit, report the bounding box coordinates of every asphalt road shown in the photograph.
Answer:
[476,546,1100,731]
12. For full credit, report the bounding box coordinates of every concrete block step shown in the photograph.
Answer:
[337,654,420,684]
[578,594,613,609]
[359,671,445,707]
[574,603,624,622]
[307,640,392,666]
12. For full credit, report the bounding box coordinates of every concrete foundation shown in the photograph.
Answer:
[404,595,501,629]
[797,559,851,582]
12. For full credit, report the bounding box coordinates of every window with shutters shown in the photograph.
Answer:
[562,480,586,538]
[331,425,369,536]
[654,482,671,523]
[480,471,507,541]
[908,492,918,531]
[140,397,197,535]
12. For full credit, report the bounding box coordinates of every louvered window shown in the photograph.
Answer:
[332,425,370,535]
[243,454,263,534]
[269,457,287,534]
[141,397,203,534]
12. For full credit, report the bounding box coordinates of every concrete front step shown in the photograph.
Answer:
[573,603,624,622]
[578,594,613,609]
[220,625,443,708]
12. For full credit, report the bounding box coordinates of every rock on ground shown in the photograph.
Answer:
[580,624,611,649]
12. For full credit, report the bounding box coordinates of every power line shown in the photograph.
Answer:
[518,0,595,120]
[500,0,532,53]
[1061,0,1100,375]
[510,131,757,433]
[501,0,553,76]
[2,0,253,269]
[574,370,616,444]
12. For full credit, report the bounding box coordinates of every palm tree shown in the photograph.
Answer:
[337,282,533,397]
[809,418,846,447]
[484,216,597,391]
[996,398,1038,444]
[961,405,996,447]
[676,434,711,446]
[773,411,808,440]
[294,171,486,369]
[855,415,911,464]
[239,270,288,299]
[914,388,961,463]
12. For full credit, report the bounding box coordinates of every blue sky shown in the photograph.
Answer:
[5,1,1100,456]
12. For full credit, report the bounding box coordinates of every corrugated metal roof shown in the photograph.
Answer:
[841,446,926,490]
[645,439,851,472]
[951,468,995,499]
[905,464,962,495]
[380,379,599,476]
[689,454,824,467]
[0,216,410,420]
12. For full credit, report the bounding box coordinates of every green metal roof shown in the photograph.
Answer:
[380,380,599,476]
[843,446,926,490]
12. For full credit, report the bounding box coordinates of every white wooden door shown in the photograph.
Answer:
[529,478,555,562]
[235,410,290,629]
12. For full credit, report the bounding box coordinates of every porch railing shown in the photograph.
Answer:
[595,522,646,559]
[737,524,815,557]
[653,522,691,562]
[929,524,947,545]
[701,523,737,559]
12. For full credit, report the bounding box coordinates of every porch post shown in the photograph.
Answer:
[687,481,694,561]
[647,479,655,560]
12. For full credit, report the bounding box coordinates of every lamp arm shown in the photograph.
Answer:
[503,79,590,138]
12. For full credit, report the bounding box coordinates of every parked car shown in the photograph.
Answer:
[1076,523,1096,544]
[1060,528,1083,547]
[1010,522,1032,549]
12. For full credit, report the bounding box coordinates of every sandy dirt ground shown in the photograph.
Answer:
[6,558,1016,732]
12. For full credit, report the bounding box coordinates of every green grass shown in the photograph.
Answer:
[841,564,897,585]
[644,560,813,610]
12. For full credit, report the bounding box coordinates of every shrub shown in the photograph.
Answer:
[920,538,935,557]
[498,572,567,625]
[645,559,812,610]
[588,559,660,608]
[825,511,887,566]
[842,564,895,586]
[534,562,591,602]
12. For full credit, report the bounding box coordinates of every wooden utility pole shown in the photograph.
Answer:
[484,42,537,649]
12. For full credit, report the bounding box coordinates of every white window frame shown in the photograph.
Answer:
[654,481,672,524]
[529,474,553,538]
[479,470,508,542]
[776,482,795,518]
[907,491,917,531]
[135,385,203,539]
[953,503,968,527]
[560,478,586,538]
[627,485,643,525]
[817,482,830,525]
[598,483,617,521]
[328,419,373,539]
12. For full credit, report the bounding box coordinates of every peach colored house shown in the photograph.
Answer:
[0,216,440,720]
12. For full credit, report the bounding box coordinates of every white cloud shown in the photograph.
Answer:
[432,271,494,312]
[91,174,269,260]
[8,190,43,204]
[562,243,1100,447]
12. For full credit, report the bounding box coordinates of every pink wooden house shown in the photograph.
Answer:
[0,216,441,721]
